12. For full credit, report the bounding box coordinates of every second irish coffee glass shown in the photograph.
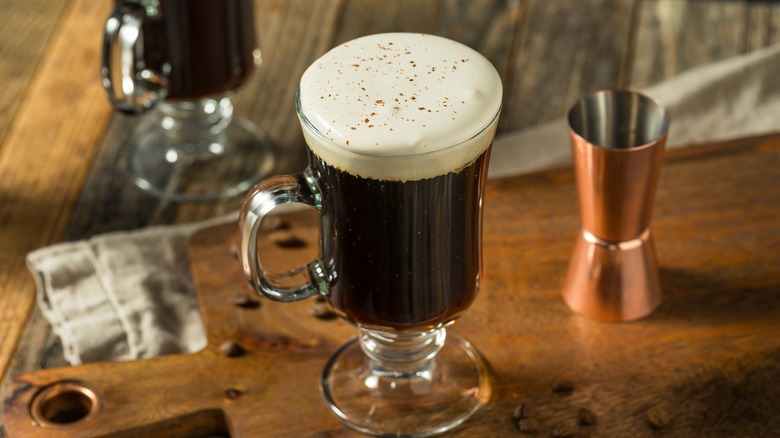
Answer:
[102,0,275,202]
[238,33,502,436]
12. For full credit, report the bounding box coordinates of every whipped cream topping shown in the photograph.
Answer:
[298,33,502,180]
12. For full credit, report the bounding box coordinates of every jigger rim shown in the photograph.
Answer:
[567,89,670,152]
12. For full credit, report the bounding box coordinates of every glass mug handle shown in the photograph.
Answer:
[237,169,330,302]
[101,3,167,114]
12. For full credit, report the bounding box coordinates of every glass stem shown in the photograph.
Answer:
[358,327,446,377]
[157,94,234,155]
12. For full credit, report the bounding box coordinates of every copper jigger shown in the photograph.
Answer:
[562,90,670,322]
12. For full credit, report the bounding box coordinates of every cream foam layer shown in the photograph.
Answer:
[297,33,502,181]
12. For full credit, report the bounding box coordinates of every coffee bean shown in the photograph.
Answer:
[646,407,670,429]
[512,402,526,420]
[270,230,307,248]
[311,305,338,320]
[224,388,242,399]
[552,378,575,393]
[517,418,540,434]
[577,407,597,426]
[230,293,260,309]
[220,341,246,358]
[552,422,575,437]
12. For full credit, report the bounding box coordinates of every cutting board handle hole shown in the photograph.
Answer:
[30,381,101,427]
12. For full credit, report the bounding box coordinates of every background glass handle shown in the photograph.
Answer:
[101,4,167,115]
[238,169,329,302]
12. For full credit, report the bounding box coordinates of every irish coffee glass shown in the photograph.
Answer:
[102,0,274,202]
[238,33,501,436]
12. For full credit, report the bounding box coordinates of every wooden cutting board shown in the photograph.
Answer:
[4,135,780,437]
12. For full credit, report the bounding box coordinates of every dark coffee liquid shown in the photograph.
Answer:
[312,147,491,331]
[143,0,256,100]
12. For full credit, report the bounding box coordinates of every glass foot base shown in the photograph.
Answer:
[321,332,491,437]
[125,116,275,202]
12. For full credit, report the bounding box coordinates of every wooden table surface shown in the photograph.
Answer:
[1,0,779,436]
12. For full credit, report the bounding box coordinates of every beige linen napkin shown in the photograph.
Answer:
[28,44,780,365]
[27,214,235,365]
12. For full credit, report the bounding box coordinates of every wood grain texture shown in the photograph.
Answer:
[0,0,69,145]
[0,0,112,383]
[631,0,780,88]
[4,136,779,437]
[500,0,641,133]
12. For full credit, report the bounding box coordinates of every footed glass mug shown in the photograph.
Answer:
[238,33,502,436]
[102,0,274,201]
